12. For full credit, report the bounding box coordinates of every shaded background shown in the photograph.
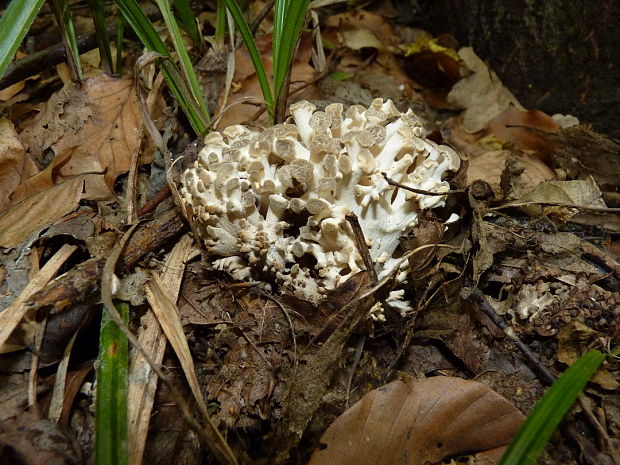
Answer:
[402,0,620,137]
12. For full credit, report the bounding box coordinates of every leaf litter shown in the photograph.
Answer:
[0,3,618,465]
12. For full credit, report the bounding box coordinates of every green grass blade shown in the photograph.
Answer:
[499,350,606,465]
[155,0,210,123]
[173,0,201,45]
[114,0,207,134]
[95,301,129,465]
[0,0,46,80]
[87,0,114,73]
[51,0,83,80]
[214,0,227,46]
[272,0,309,104]
[161,57,209,134]
[114,0,170,56]
[223,0,274,120]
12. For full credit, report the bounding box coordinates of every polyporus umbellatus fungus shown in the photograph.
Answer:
[180,99,460,313]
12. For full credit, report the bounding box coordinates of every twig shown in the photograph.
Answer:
[469,287,556,385]
[251,288,297,368]
[382,172,466,196]
[138,184,171,218]
[344,212,376,410]
[345,335,365,410]
[250,0,275,35]
[28,318,47,410]
[346,212,377,282]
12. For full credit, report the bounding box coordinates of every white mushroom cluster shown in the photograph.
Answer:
[180,99,459,312]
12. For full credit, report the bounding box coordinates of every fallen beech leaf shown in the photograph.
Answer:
[0,173,102,248]
[324,10,399,50]
[446,47,523,133]
[19,83,93,164]
[512,178,606,219]
[570,212,620,233]
[309,376,524,465]
[0,118,37,213]
[486,106,559,162]
[340,27,384,50]
[467,150,555,190]
[15,74,141,201]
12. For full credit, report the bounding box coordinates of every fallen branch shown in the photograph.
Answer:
[22,208,187,318]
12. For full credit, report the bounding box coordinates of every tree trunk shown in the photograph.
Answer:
[414,0,620,137]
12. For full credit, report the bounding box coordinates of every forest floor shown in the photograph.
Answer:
[0,2,618,465]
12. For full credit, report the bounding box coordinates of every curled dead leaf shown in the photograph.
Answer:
[446,47,523,133]
[0,173,103,248]
[511,177,606,219]
[541,125,620,190]
[309,376,524,465]
[557,322,619,390]
[324,10,400,50]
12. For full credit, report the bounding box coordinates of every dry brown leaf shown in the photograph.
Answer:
[486,106,559,162]
[14,74,141,202]
[0,410,81,464]
[467,150,555,189]
[0,173,103,248]
[541,125,620,189]
[570,212,620,232]
[517,178,606,206]
[0,52,31,102]
[128,234,198,465]
[0,81,26,101]
[145,272,209,417]
[308,376,524,465]
[47,330,79,424]
[0,118,37,213]
[446,47,523,133]
[324,10,399,50]
[447,113,493,157]
[19,83,92,163]
[557,322,619,390]
[512,177,606,219]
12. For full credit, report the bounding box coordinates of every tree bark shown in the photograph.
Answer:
[415,0,620,137]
